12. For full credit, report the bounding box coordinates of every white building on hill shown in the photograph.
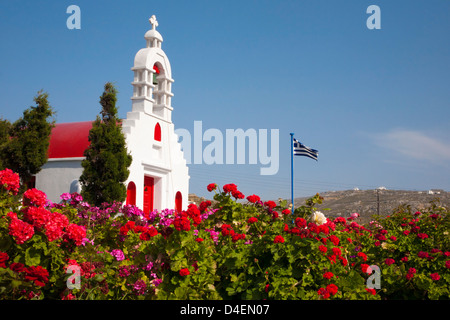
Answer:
[35,15,190,213]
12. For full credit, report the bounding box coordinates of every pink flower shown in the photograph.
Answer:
[110,249,125,261]
[348,212,360,220]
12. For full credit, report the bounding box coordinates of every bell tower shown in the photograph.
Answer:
[130,15,174,122]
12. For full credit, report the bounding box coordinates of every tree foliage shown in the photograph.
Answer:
[0,91,55,186]
[79,82,132,206]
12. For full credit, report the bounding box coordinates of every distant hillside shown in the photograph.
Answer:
[189,189,450,225]
[295,189,450,224]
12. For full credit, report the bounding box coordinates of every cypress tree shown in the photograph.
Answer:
[79,82,132,206]
[0,91,55,186]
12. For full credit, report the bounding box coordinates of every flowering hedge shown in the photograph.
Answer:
[0,169,449,300]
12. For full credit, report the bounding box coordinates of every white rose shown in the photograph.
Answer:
[311,211,327,225]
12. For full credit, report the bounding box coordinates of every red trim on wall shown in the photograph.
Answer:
[154,122,161,142]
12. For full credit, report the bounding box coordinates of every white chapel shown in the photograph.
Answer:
[35,15,190,213]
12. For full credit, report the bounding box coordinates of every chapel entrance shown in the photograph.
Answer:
[143,176,154,213]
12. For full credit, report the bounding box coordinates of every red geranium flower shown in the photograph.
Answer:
[0,168,20,194]
[417,233,429,240]
[9,262,25,273]
[317,287,330,299]
[357,252,368,261]
[231,190,245,199]
[366,288,376,295]
[223,183,238,194]
[199,200,212,212]
[295,217,307,229]
[328,235,340,246]
[247,217,258,224]
[221,224,233,236]
[0,252,9,268]
[326,284,338,296]
[332,247,342,257]
[246,194,261,203]
[430,273,440,281]
[282,209,291,215]
[8,216,34,245]
[173,217,191,231]
[264,201,277,209]
[273,235,284,243]
[179,268,190,276]
[24,265,49,287]
[207,183,217,192]
[361,264,370,273]
[323,272,334,279]
[385,258,395,266]
[23,188,48,207]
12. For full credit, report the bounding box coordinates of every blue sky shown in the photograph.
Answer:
[1,0,449,201]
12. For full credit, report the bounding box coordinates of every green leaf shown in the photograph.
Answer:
[11,280,22,289]
[25,247,41,266]
[0,236,12,252]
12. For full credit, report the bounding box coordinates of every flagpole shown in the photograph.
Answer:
[290,133,294,213]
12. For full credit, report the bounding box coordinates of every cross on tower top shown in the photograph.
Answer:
[149,15,158,30]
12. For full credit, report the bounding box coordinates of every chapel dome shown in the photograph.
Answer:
[144,29,163,42]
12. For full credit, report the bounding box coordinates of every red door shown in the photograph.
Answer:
[143,176,154,214]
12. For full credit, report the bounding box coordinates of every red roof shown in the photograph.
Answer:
[48,121,93,159]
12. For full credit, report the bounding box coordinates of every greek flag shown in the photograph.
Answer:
[293,139,318,161]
